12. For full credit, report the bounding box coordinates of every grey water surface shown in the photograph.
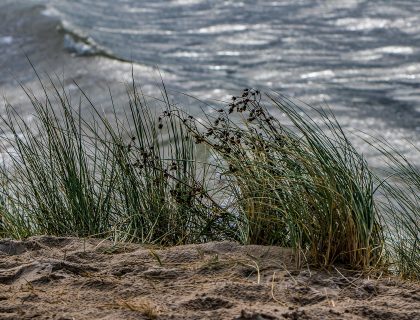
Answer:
[1,0,419,164]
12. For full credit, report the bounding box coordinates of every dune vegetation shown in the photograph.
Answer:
[0,72,418,279]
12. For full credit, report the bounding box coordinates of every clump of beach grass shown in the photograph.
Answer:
[0,73,418,278]
[172,89,383,269]
[0,76,115,239]
[0,73,235,244]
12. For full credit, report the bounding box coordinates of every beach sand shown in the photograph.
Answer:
[0,236,418,319]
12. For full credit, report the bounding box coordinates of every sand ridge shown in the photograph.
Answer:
[0,236,418,319]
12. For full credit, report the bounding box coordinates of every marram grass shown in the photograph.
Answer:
[173,90,383,270]
[0,76,418,279]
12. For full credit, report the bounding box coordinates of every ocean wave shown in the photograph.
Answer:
[63,34,98,56]
[56,25,130,63]
[40,3,129,62]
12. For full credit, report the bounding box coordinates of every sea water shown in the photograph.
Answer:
[0,0,419,166]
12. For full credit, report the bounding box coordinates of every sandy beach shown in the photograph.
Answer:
[0,236,418,319]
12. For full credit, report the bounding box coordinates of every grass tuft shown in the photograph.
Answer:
[0,75,418,278]
[174,89,383,269]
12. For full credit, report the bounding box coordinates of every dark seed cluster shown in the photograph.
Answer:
[165,88,274,155]
[122,88,286,209]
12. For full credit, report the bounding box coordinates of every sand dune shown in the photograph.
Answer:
[0,236,418,319]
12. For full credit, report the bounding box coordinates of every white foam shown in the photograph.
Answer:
[301,70,335,79]
[374,46,414,55]
[63,34,97,56]
[334,18,389,31]
[169,51,205,58]
[172,0,205,5]
[216,51,241,56]
[96,26,172,36]
[41,6,61,18]
[345,46,415,62]
[208,65,229,70]
[333,17,410,31]
[194,24,248,34]
[0,36,13,45]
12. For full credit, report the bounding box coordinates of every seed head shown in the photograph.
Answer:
[170,162,178,171]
